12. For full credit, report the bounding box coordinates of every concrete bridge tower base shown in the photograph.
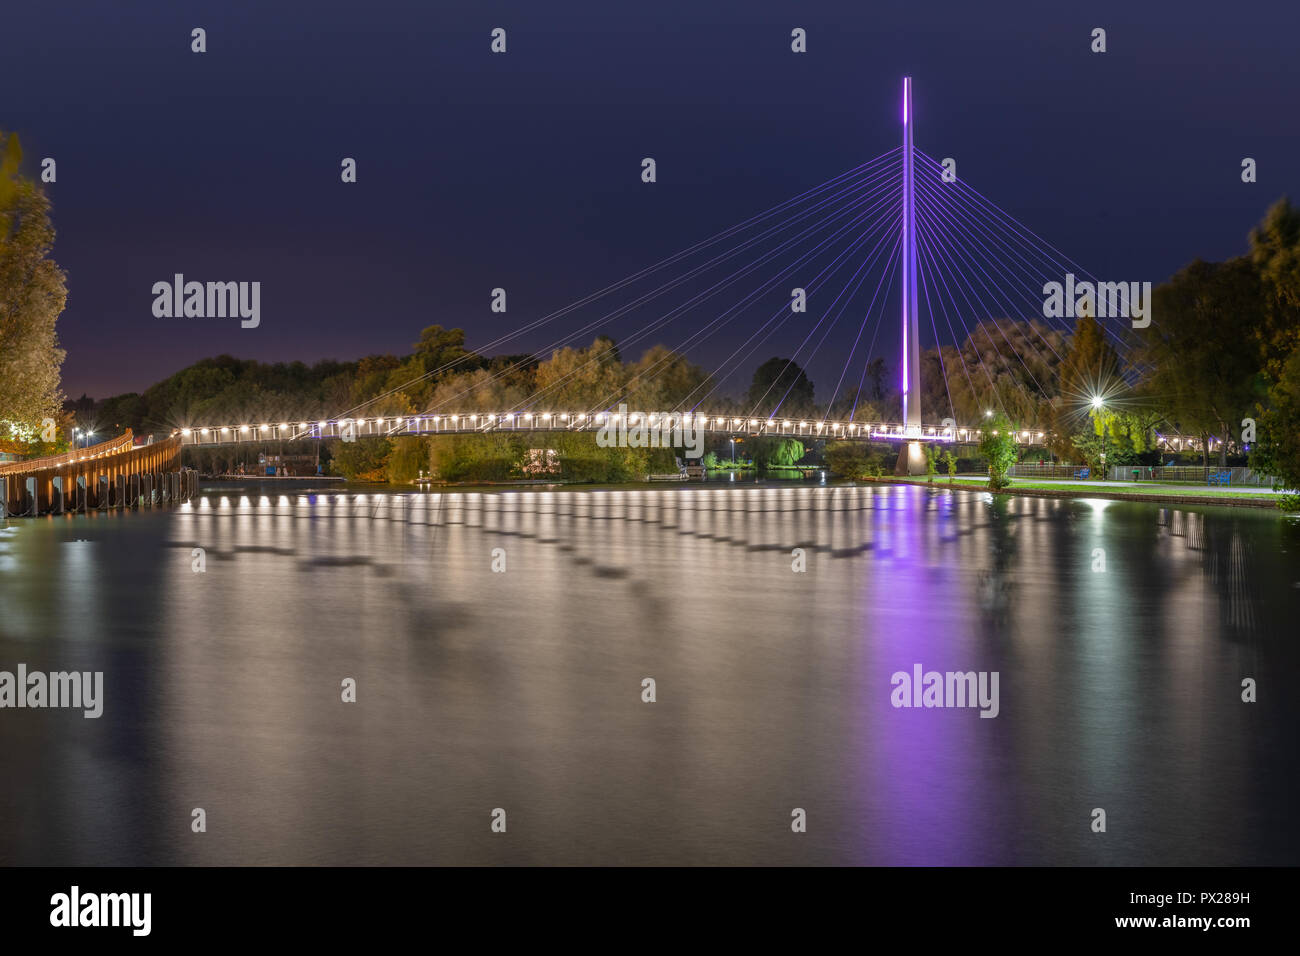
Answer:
[895,441,927,476]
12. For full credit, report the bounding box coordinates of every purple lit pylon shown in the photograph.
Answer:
[900,76,921,436]
[896,77,926,475]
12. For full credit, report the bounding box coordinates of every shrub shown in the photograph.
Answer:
[941,449,958,483]
[825,441,873,480]
[978,413,1018,491]
[330,436,392,481]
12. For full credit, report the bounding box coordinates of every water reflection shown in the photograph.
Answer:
[0,485,1297,865]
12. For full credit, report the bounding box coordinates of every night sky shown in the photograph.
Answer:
[7,0,1299,400]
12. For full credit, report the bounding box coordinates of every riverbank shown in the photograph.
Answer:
[892,475,1288,509]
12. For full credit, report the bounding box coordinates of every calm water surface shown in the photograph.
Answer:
[1,483,1297,865]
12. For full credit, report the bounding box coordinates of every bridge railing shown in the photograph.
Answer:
[178,413,1026,446]
[0,430,136,475]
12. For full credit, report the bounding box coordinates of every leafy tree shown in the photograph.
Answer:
[1048,312,1122,460]
[978,412,1018,490]
[748,436,805,475]
[330,436,391,480]
[1070,429,1107,477]
[942,319,1068,429]
[828,386,888,422]
[1252,344,1300,493]
[0,130,67,432]
[1247,199,1300,407]
[386,436,428,483]
[918,347,951,421]
[428,433,524,482]
[924,443,938,482]
[864,356,889,401]
[533,336,625,409]
[1141,258,1266,465]
[623,345,709,410]
[941,449,958,483]
[771,437,804,465]
[1250,197,1300,322]
[427,365,534,413]
[824,441,873,480]
[380,325,481,409]
[747,357,816,417]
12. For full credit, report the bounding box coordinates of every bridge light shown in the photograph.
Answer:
[985,410,993,418]
[201,428,209,435]
[221,427,230,433]
[182,428,192,436]
[261,424,270,431]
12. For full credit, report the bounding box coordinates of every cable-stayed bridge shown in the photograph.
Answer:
[178,78,1157,470]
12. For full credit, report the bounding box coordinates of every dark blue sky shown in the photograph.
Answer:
[7,0,1299,399]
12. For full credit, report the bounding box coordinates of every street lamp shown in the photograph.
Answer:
[1091,396,1107,478]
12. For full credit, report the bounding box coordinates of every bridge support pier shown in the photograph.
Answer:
[895,441,927,476]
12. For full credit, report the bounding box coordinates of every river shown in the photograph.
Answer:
[1,482,1296,865]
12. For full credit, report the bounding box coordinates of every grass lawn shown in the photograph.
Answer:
[896,476,1283,503]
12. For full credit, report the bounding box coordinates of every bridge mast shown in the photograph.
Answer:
[897,76,925,474]
[901,76,921,436]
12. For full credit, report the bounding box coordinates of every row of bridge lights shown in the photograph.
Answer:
[178,414,1051,443]
[173,419,1206,450]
